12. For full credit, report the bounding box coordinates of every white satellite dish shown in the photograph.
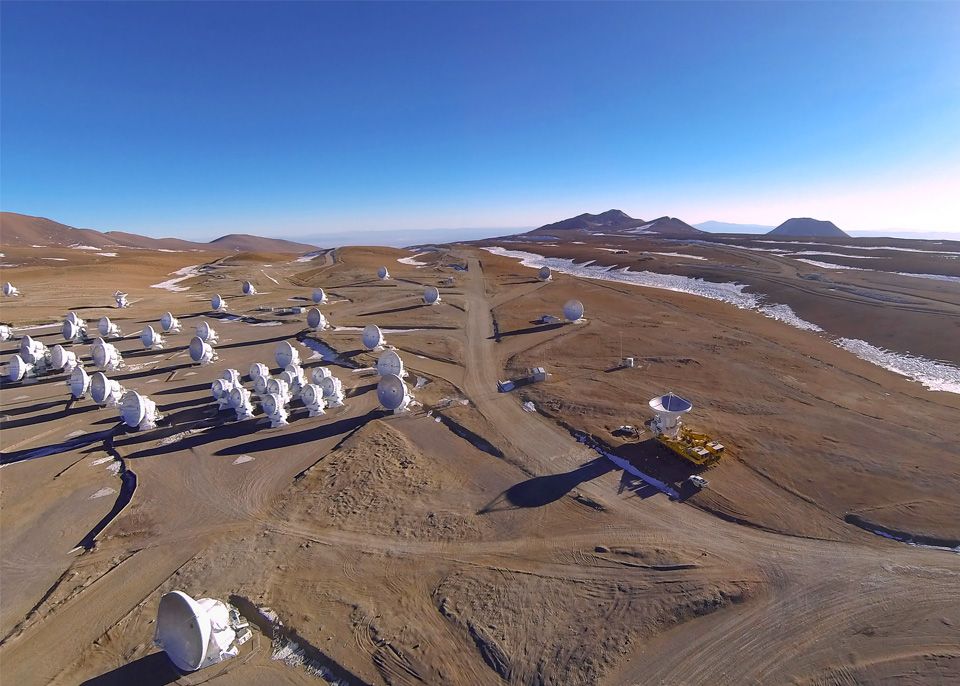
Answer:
[2,282,20,296]
[361,324,385,350]
[69,366,91,399]
[98,316,123,339]
[306,307,327,331]
[65,311,83,325]
[249,362,270,380]
[114,291,130,308]
[6,354,33,382]
[274,341,300,368]
[377,373,411,413]
[0,324,13,341]
[253,374,269,396]
[562,299,585,322]
[228,385,255,420]
[311,366,333,383]
[376,349,405,377]
[160,312,182,333]
[538,266,551,282]
[50,344,80,372]
[92,338,124,371]
[278,370,300,399]
[20,335,49,363]
[90,372,125,406]
[377,266,390,280]
[189,336,217,365]
[140,325,165,350]
[241,280,257,295]
[300,383,326,416]
[318,374,345,406]
[196,321,218,343]
[211,378,236,409]
[119,390,162,430]
[649,392,693,438]
[211,294,227,312]
[154,591,249,673]
[62,318,87,342]
[311,288,327,304]
[262,393,288,428]
[222,368,241,386]
[283,364,306,396]
[265,377,291,404]
[423,286,441,305]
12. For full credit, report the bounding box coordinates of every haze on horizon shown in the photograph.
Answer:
[1,1,958,242]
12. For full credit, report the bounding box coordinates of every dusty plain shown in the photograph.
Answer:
[1,235,959,685]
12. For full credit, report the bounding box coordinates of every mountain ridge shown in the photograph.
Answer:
[529,209,703,236]
[768,217,848,238]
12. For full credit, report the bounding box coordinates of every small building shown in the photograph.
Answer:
[530,367,548,382]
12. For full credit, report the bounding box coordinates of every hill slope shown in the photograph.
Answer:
[768,218,848,238]
[0,212,317,253]
[530,209,703,237]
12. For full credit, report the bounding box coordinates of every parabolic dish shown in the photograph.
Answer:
[141,326,159,347]
[377,266,389,279]
[7,354,28,381]
[266,377,287,398]
[65,311,82,325]
[312,288,326,303]
[306,307,326,330]
[253,375,269,395]
[211,378,232,399]
[242,280,255,295]
[538,266,551,281]
[70,366,90,398]
[160,312,178,332]
[50,344,70,369]
[361,324,383,350]
[318,375,338,398]
[222,368,241,386]
[155,591,211,672]
[649,393,693,414]
[197,321,215,341]
[189,336,211,363]
[211,294,225,311]
[62,319,81,341]
[376,349,404,377]
[562,299,584,322]
[19,335,37,358]
[98,317,113,336]
[275,341,298,368]
[92,342,114,368]
[312,366,332,382]
[301,383,320,406]
[423,286,440,304]
[377,373,408,410]
[90,372,112,404]
[228,386,247,410]
[262,393,282,417]
[249,362,269,379]
[120,391,148,428]
[2,282,16,296]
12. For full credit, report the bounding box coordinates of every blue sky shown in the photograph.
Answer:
[2,1,958,240]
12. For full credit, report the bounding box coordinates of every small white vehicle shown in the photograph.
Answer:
[687,475,709,490]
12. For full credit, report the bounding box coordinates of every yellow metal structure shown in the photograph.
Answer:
[656,426,725,467]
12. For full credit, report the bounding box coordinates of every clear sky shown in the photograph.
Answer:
[2,1,958,240]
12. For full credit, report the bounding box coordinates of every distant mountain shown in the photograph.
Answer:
[0,212,317,253]
[696,220,775,234]
[530,209,703,236]
[768,218,848,238]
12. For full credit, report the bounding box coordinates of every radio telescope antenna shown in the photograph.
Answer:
[228,385,255,420]
[423,286,441,305]
[265,377,292,404]
[562,299,584,323]
[211,378,236,410]
[188,336,217,365]
[91,338,124,371]
[249,362,270,381]
[90,372,125,407]
[377,266,390,280]
[114,291,130,308]
[2,282,20,297]
[6,354,36,382]
[50,344,80,373]
[300,383,326,416]
[140,325,165,350]
[361,324,385,350]
[306,307,328,331]
[160,312,182,333]
[312,288,327,304]
[262,392,289,428]
[376,349,406,377]
[222,368,242,386]
[98,316,123,339]
[241,280,257,296]
[196,321,218,344]
[211,294,227,312]
[154,591,250,673]
[283,363,306,395]
[649,392,693,438]
[20,335,50,364]
[318,373,345,406]
[311,366,333,383]
[538,266,551,282]
[69,366,91,399]
[377,373,412,413]
[62,318,88,343]
[119,390,163,431]
[274,341,300,369]
[0,324,13,341]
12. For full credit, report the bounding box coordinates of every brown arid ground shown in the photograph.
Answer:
[1,238,958,685]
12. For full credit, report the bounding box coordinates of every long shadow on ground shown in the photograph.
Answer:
[478,457,615,512]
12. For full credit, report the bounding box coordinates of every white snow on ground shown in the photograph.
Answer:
[97,252,118,257]
[894,272,960,283]
[296,250,325,262]
[70,244,101,250]
[754,240,960,255]
[41,257,68,261]
[787,251,881,259]
[150,264,202,291]
[397,252,430,267]
[233,455,255,465]
[261,270,279,284]
[647,252,708,261]
[89,487,116,499]
[484,246,960,394]
[836,338,960,394]
[795,259,870,271]
[157,248,185,253]
[596,248,626,253]
[725,245,790,253]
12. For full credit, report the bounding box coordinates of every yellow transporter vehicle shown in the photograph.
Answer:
[648,393,725,467]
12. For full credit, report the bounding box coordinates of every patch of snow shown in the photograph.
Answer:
[261,270,279,284]
[786,251,880,259]
[836,338,960,394]
[647,252,708,261]
[794,259,870,271]
[90,487,116,499]
[151,264,202,291]
[96,252,118,257]
[398,252,430,267]
[157,248,185,253]
[41,257,68,261]
[249,321,283,326]
[894,272,960,283]
[70,244,101,250]
[295,250,325,262]
[233,455,255,465]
